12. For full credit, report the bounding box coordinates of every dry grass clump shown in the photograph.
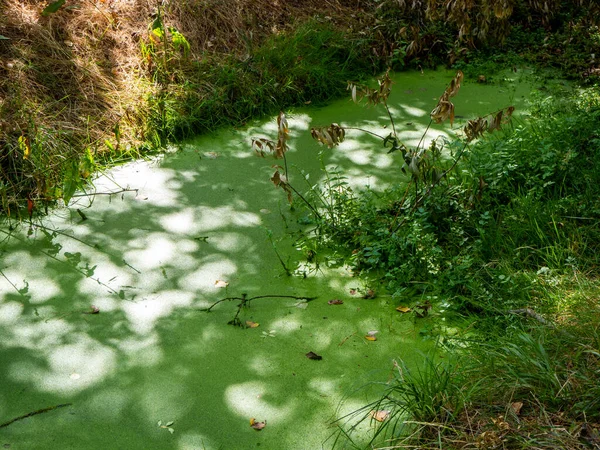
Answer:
[0,0,373,217]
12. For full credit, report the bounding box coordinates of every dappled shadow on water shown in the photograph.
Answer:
[0,69,529,449]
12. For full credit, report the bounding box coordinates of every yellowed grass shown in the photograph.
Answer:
[0,0,368,212]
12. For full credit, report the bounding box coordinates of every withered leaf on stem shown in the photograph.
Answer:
[430,70,463,125]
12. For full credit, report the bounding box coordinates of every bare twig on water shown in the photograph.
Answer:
[0,403,73,429]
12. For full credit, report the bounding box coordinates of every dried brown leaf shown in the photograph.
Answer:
[510,401,523,416]
[250,418,266,430]
[214,280,229,288]
[370,410,390,422]
[306,351,322,360]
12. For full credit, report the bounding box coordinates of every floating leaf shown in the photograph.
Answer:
[168,428,174,434]
[365,335,377,341]
[250,418,266,430]
[69,373,80,380]
[214,280,229,288]
[306,351,322,360]
[165,421,174,427]
[245,321,260,328]
[204,152,219,159]
[295,300,308,309]
[328,299,344,305]
[84,305,100,314]
[370,410,390,422]
[362,289,376,299]
[157,420,162,427]
[396,306,411,313]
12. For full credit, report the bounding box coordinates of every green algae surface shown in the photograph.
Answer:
[0,69,537,449]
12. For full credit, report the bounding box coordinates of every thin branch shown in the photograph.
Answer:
[0,267,24,296]
[0,403,72,429]
[70,187,139,198]
[201,294,318,313]
[343,127,386,140]
[415,119,433,153]
[382,98,397,138]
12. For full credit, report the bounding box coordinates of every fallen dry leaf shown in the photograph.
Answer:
[82,305,100,315]
[370,410,390,422]
[214,280,229,288]
[328,299,344,305]
[510,401,523,416]
[492,415,510,430]
[362,289,376,299]
[306,351,322,360]
[365,330,378,341]
[250,418,266,431]
[396,306,411,313]
[245,321,260,328]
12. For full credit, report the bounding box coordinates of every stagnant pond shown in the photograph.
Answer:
[0,69,539,449]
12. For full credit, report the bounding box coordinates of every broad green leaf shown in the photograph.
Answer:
[151,16,163,32]
[0,35,10,40]
[165,421,174,427]
[42,0,66,16]
[18,135,31,160]
[62,162,79,205]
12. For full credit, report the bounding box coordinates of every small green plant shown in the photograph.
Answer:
[157,420,175,434]
[331,354,471,448]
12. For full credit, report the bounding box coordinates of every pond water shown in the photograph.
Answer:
[0,69,535,449]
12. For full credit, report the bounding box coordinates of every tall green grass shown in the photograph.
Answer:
[307,79,600,448]
[144,20,377,146]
